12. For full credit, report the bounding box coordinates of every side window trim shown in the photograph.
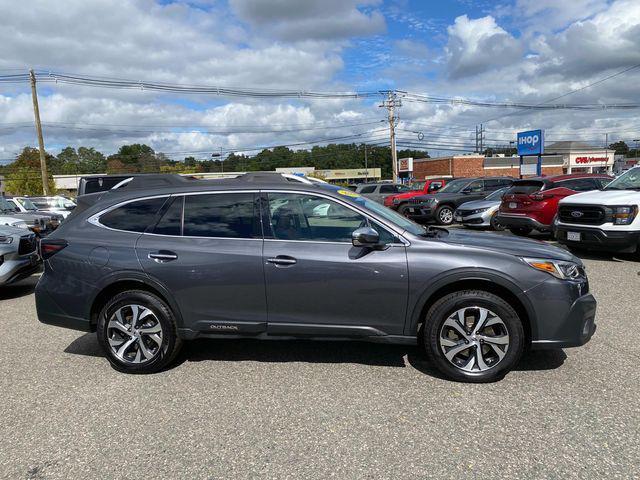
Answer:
[88,195,171,233]
[261,190,405,246]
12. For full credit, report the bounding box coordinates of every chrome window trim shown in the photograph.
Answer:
[87,188,410,245]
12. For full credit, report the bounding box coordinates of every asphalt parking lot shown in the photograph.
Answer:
[1,233,639,479]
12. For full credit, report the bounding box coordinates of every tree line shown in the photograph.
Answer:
[0,143,429,195]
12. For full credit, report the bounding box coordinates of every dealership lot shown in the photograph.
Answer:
[1,236,639,479]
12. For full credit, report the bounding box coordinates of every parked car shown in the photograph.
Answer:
[5,196,65,226]
[383,178,451,211]
[403,177,514,225]
[455,187,510,230]
[0,197,55,235]
[0,225,40,286]
[36,173,595,383]
[25,196,76,219]
[355,182,412,204]
[496,174,612,236]
[555,167,640,255]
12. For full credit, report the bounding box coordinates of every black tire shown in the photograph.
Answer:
[509,226,532,236]
[397,204,411,218]
[97,290,183,374]
[435,205,455,225]
[490,212,505,231]
[422,290,525,383]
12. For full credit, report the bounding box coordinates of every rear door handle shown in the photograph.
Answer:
[267,255,297,266]
[148,251,178,263]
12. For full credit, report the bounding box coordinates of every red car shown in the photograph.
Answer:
[384,178,451,210]
[496,173,613,235]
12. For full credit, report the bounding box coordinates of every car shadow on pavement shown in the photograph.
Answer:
[0,276,39,301]
[64,334,567,378]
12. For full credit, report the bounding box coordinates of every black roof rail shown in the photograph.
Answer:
[114,174,193,189]
[236,172,290,183]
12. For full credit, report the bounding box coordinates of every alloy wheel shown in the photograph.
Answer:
[439,207,453,224]
[107,304,164,364]
[439,307,509,372]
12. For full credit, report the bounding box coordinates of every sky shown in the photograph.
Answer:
[1,0,640,162]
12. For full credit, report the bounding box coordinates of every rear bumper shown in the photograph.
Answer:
[35,277,93,332]
[556,226,640,253]
[496,213,550,231]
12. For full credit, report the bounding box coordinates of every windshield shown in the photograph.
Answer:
[485,187,508,201]
[0,197,17,213]
[605,168,640,190]
[438,179,470,193]
[16,198,38,210]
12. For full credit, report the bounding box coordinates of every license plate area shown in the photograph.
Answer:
[567,231,581,241]
[508,202,517,209]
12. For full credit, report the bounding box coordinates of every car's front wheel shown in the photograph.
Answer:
[436,205,455,225]
[97,290,183,374]
[422,290,525,382]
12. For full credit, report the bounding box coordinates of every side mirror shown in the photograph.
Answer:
[352,226,380,248]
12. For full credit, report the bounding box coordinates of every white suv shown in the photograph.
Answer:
[556,167,640,255]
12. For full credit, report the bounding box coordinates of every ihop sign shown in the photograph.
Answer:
[517,129,544,156]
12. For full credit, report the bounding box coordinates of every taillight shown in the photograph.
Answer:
[39,238,68,259]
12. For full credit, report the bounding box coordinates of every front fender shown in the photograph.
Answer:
[404,267,538,337]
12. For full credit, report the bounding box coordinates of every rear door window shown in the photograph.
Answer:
[557,178,599,192]
[99,197,168,232]
[152,196,183,236]
[183,193,259,239]
[380,185,396,194]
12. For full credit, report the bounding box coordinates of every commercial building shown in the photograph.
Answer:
[544,141,614,174]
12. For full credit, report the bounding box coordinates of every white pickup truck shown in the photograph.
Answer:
[556,167,640,256]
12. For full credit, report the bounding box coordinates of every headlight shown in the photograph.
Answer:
[523,257,586,280]
[472,207,489,214]
[0,235,13,244]
[611,206,637,225]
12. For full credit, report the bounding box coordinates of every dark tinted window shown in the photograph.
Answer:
[380,185,396,194]
[100,197,167,232]
[183,193,258,238]
[557,178,598,192]
[507,180,545,195]
[596,177,612,188]
[359,185,376,194]
[152,196,183,236]
[467,180,484,192]
[83,176,130,195]
[268,193,366,242]
[485,179,512,190]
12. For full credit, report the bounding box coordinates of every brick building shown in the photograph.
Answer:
[412,154,565,180]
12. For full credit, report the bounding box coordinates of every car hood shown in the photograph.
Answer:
[457,199,500,210]
[441,229,576,262]
[4,212,45,223]
[559,189,640,206]
[0,224,29,236]
[391,191,425,201]
[416,192,465,202]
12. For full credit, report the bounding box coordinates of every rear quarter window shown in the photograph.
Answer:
[99,197,168,232]
[358,185,376,194]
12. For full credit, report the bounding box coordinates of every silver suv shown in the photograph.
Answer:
[0,225,40,286]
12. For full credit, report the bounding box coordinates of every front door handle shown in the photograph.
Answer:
[148,251,178,263]
[267,255,297,266]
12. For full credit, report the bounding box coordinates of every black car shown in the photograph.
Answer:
[404,177,514,225]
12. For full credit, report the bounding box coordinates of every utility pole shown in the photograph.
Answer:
[475,125,478,153]
[381,91,400,183]
[29,69,50,195]
[479,124,484,154]
[364,144,368,183]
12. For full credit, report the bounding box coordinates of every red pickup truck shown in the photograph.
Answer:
[384,178,451,211]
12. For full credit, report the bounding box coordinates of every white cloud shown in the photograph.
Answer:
[445,15,523,79]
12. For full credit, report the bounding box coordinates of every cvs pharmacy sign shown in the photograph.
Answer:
[517,129,544,156]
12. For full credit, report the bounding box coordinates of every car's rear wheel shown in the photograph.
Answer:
[509,226,532,236]
[97,290,182,374]
[436,205,454,225]
[422,290,525,383]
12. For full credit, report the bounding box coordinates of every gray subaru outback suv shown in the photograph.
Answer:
[36,173,596,382]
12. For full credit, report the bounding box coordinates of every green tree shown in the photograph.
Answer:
[608,141,629,156]
[4,147,56,195]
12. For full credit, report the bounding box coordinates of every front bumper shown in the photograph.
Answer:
[526,277,596,349]
[455,210,492,227]
[556,226,640,253]
[403,204,436,222]
[0,252,41,285]
[496,213,550,231]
